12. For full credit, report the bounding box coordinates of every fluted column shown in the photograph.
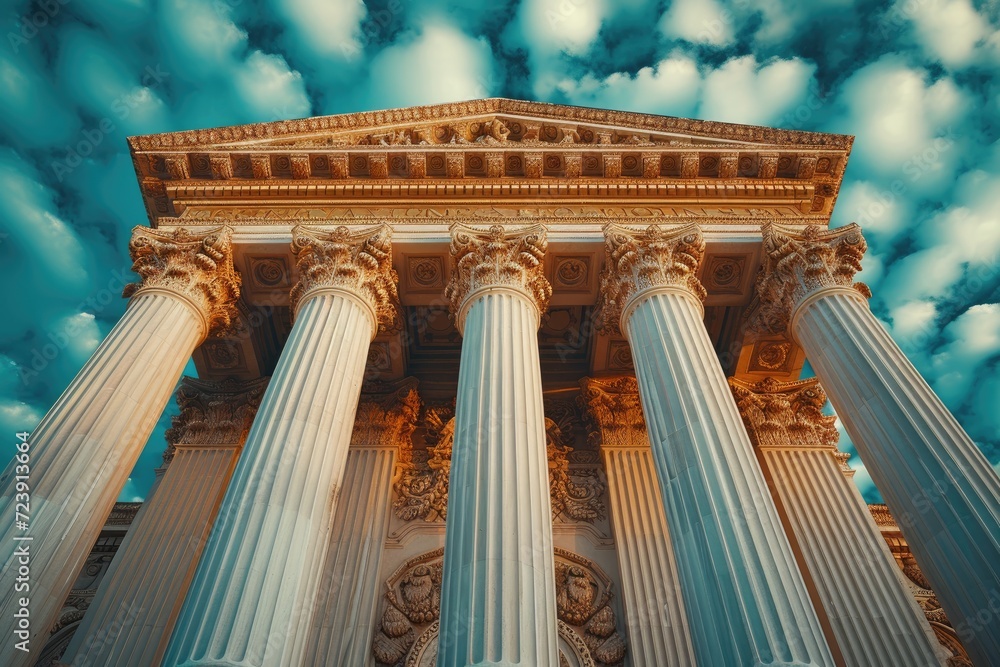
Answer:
[304,378,421,666]
[437,224,558,667]
[163,224,400,667]
[598,223,834,666]
[62,377,268,667]
[0,227,239,667]
[579,376,696,666]
[731,376,945,666]
[754,223,1000,666]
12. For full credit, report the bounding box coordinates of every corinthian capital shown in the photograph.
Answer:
[597,223,706,335]
[162,376,270,465]
[445,223,552,331]
[122,226,241,337]
[352,377,421,449]
[290,224,401,333]
[578,376,647,448]
[728,376,838,451]
[750,222,871,335]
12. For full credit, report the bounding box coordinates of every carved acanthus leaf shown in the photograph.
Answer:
[290,224,401,332]
[122,226,241,337]
[578,377,647,448]
[445,224,552,329]
[392,408,453,522]
[749,222,870,335]
[596,223,706,335]
[352,377,421,449]
[729,376,839,450]
[162,376,270,465]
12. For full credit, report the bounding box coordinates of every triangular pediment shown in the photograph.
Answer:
[128,98,853,229]
[128,98,851,152]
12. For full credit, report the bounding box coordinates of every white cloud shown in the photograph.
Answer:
[360,23,496,108]
[932,304,1000,404]
[890,300,938,340]
[506,0,608,97]
[833,180,911,240]
[698,56,817,127]
[658,0,733,47]
[906,0,993,68]
[833,58,968,180]
[234,51,312,121]
[518,0,606,56]
[271,0,368,60]
[559,54,702,117]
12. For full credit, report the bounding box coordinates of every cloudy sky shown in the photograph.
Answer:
[1,0,998,502]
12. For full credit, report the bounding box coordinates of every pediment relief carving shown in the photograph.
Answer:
[130,99,851,152]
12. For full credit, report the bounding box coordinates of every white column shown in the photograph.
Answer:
[580,376,697,666]
[599,223,835,666]
[436,224,559,667]
[731,376,946,666]
[755,222,1000,666]
[0,226,239,667]
[163,224,400,667]
[61,377,268,667]
[304,378,420,666]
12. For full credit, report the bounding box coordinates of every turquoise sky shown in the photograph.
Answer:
[1,0,998,502]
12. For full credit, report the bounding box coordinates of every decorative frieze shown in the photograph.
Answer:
[122,226,241,337]
[596,223,706,335]
[289,223,401,331]
[445,223,552,330]
[750,222,870,336]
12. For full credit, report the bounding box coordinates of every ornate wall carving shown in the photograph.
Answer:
[289,223,401,332]
[597,223,706,335]
[750,222,871,335]
[393,411,607,524]
[372,548,627,667]
[122,226,241,337]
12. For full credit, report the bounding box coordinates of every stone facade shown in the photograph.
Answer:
[3,99,995,667]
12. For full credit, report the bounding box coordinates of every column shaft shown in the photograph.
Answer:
[0,293,203,666]
[603,447,696,665]
[626,290,834,666]
[62,377,267,667]
[581,376,696,665]
[437,291,558,667]
[163,292,373,666]
[764,448,944,665]
[304,446,396,665]
[795,290,1000,664]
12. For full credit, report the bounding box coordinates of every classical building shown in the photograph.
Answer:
[1,99,996,667]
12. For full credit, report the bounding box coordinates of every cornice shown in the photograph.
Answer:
[129,98,852,151]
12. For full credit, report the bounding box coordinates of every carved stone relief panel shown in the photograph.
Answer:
[372,548,627,667]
